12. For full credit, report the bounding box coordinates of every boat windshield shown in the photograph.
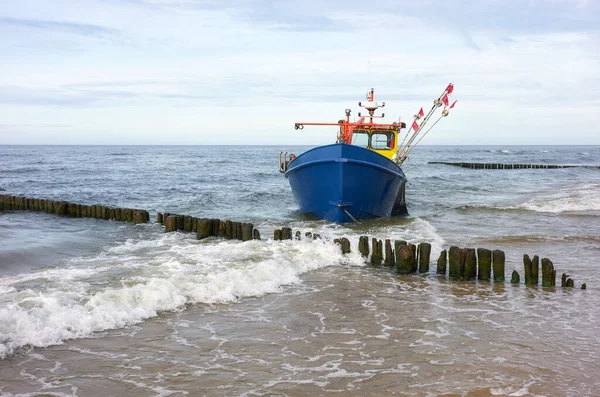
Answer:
[351,130,369,148]
[371,131,395,150]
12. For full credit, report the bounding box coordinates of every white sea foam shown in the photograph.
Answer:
[0,235,347,358]
[517,183,600,213]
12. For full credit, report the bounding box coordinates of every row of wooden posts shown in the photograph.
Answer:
[158,212,261,241]
[428,162,597,170]
[273,228,586,289]
[0,194,586,289]
[0,195,149,224]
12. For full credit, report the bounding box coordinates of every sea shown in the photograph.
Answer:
[1,145,599,397]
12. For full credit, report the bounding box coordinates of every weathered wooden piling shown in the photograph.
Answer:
[492,250,505,282]
[241,223,253,241]
[582,283,587,289]
[281,227,293,240]
[358,236,370,258]
[165,215,178,232]
[511,270,520,284]
[274,228,282,241]
[340,237,351,254]
[253,228,261,240]
[157,212,163,224]
[561,273,567,287]
[371,238,383,266]
[437,250,447,275]
[531,255,539,286]
[384,239,394,267]
[477,248,491,281]
[396,244,416,274]
[418,243,431,273]
[197,218,212,239]
[295,231,301,240]
[408,244,417,273]
[524,254,533,285]
[448,246,463,279]
[464,248,476,280]
[566,278,574,288]
[541,258,556,287]
[225,220,233,239]
[305,232,312,239]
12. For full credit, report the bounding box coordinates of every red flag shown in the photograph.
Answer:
[446,83,454,94]
[418,107,424,118]
[412,120,419,132]
[441,93,449,106]
[449,100,457,109]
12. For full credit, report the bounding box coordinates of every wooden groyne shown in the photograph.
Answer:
[0,194,149,224]
[273,228,586,289]
[429,162,599,170]
[1,194,587,289]
[157,212,260,242]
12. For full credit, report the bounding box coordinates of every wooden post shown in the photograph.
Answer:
[125,209,134,222]
[541,258,555,287]
[183,216,192,232]
[371,238,383,265]
[566,278,574,287]
[582,283,587,289]
[396,244,415,274]
[165,215,178,232]
[384,239,394,267]
[241,223,253,241]
[197,219,212,239]
[157,212,163,224]
[523,254,533,285]
[274,229,282,241]
[511,270,520,284]
[464,248,476,280]
[358,236,369,258]
[340,237,351,254]
[531,255,539,286]
[418,243,431,273]
[133,210,146,224]
[561,273,567,287]
[408,244,417,273]
[477,248,491,281]
[225,220,233,239]
[281,227,292,240]
[492,250,505,282]
[253,228,261,240]
[236,222,243,240]
[437,250,447,275]
[448,246,462,279]
[191,217,198,232]
[295,231,301,240]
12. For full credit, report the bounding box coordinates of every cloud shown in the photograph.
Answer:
[0,16,117,37]
[0,0,598,144]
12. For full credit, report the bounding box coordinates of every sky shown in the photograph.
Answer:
[0,0,599,145]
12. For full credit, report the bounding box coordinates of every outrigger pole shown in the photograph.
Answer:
[395,83,457,165]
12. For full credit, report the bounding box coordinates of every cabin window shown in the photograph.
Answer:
[351,130,369,148]
[371,132,394,150]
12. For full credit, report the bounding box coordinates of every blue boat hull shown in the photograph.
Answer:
[285,143,408,223]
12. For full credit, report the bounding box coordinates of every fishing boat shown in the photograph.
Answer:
[279,84,457,223]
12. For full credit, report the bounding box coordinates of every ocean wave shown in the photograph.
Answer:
[476,235,600,244]
[458,184,600,214]
[0,234,359,359]
[517,184,600,213]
